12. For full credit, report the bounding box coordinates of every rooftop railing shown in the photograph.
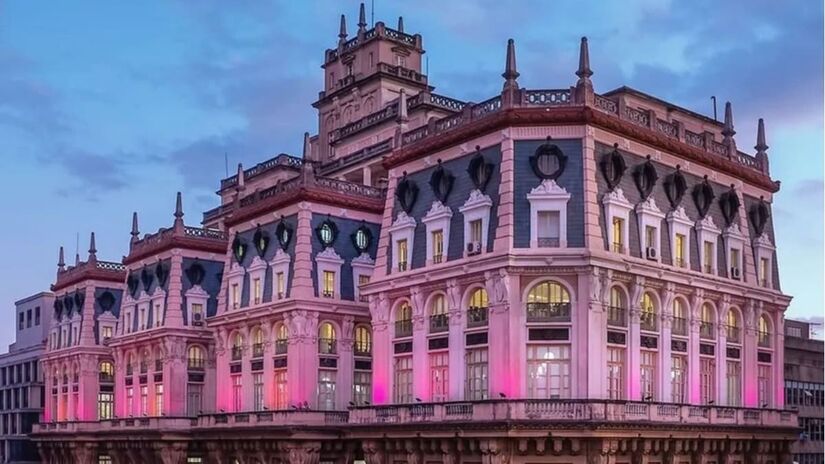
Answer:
[219,154,303,190]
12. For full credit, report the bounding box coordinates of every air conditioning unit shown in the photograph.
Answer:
[467,241,482,256]
[645,247,657,260]
[192,313,203,327]
[730,267,741,279]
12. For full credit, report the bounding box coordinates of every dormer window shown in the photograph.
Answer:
[730,248,741,280]
[537,211,560,247]
[191,304,204,326]
[528,179,571,248]
[674,234,686,267]
[153,303,162,328]
[323,271,335,298]
[703,241,714,274]
[276,273,285,300]
[102,326,112,341]
[139,307,146,331]
[603,188,632,255]
[611,217,624,253]
[315,247,343,299]
[231,283,240,309]
[759,257,770,287]
[432,230,444,263]
[252,277,262,305]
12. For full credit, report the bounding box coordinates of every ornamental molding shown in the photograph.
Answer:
[248,255,267,273]
[316,247,344,265]
[695,214,720,234]
[227,262,245,278]
[459,189,493,214]
[270,248,291,266]
[185,284,209,299]
[635,196,665,218]
[389,211,417,233]
[722,223,745,241]
[753,232,775,250]
[601,187,632,209]
[351,252,375,267]
[666,206,692,227]
[422,200,453,224]
[527,179,570,199]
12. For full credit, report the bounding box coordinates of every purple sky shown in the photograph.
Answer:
[0,0,822,350]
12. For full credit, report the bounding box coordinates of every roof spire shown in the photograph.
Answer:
[75,252,80,266]
[130,212,139,242]
[502,38,519,92]
[397,89,408,122]
[755,118,770,174]
[576,37,593,82]
[174,191,184,224]
[88,232,97,261]
[236,163,245,191]
[58,246,65,271]
[358,3,367,31]
[302,132,312,161]
[722,101,736,138]
[338,14,348,45]
[397,16,404,33]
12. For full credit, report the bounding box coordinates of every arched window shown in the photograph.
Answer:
[354,325,371,356]
[640,292,657,331]
[99,362,114,383]
[758,315,771,347]
[726,309,741,342]
[395,302,413,338]
[188,346,204,370]
[526,281,571,322]
[154,347,163,372]
[700,304,715,340]
[672,298,687,336]
[467,288,488,327]
[252,327,264,358]
[607,287,627,327]
[274,323,288,355]
[126,353,134,376]
[430,294,448,333]
[139,350,149,374]
[231,332,244,361]
[318,322,337,354]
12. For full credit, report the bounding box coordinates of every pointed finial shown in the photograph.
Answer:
[88,232,97,260]
[302,132,311,160]
[502,38,519,90]
[397,89,408,122]
[358,3,367,31]
[174,192,184,219]
[576,37,593,81]
[236,163,245,190]
[722,101,735,137]
[58,246,65,270]
[130,212,139,241]
[397,16,404,33]
[338,14,348,44]
[75,252,80,266]
[755,118,768,154]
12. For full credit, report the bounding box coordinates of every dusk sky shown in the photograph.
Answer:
[0,0,822,349]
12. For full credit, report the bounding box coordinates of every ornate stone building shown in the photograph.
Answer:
[32,4,798,464]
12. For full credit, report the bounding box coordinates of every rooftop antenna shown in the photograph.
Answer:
[710,96,717,121]
[426,56,429,76]
[75,232,79,260]
[371,0,374,26]
[224,152,229,178]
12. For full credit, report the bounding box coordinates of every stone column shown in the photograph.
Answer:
[588,268,609,399]
[659,284,675,403]
[287,310,319,408]
[628,278,644,401]
[290,204,315,299]
[742,300,759,407]
[446,280,465,401]
[773,311,786,408]
[485,271,511,398]
[494,133,515,252]
[164,252,185,328]
[337,316,355,408]
[159,442,188,464]
[262,323,275,409]
[164,337,187,416]
[688,290,704,404]
[716,297,730,406]
[410,287,428,401]
[368,294,391,404]
[214,328,231,411]
[240,324,253,410]
[78,355,99,421]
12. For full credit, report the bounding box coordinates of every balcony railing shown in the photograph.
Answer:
[612,242,625,253]
[354,341,371,357]
[139,363,147,374]
[758,332,771,347]
[395,319,413,338]
[640,312,657,331]
[154,360,163,372]
[318,338,337,355]
[672,317,687,336]
[126,366,133,376]
[231,347,243,361]
[700,321,715,340]
[430,314,449,333]
[432,254,443,264]
[275,340,288,355]
[397,261,408,272]
[607,306,627,327]
[322,290,335,299]
[252,343,264,358]
[726,325,741,343]
[537,237,560,248]
[526,302,571,322]
[98,373,114,384]
[467,307,488,328]
[187,359,204,371]
[674,258,685,268]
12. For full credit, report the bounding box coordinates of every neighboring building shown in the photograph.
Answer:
[784,319,824,464]
[0,291,54,463]
[32,4,799,464]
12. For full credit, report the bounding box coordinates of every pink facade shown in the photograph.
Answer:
[33,5,797,464]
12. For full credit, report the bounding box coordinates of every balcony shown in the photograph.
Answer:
[275,340,288,355]
[187,359,204,371]
[252,343,264,358]
[640,312,657,331]
[395,319,413,338]
[672,317,687,336]
[467,307,488,328]
[231,347,243,361]
[758,332,771,348]
[612,242,625,253]
[432,254,443,264]
[674,258,685,268]
[98,373,114,384]
[33,417,197,434]
[354,341,371,357]
[154,360,163,372]
[526,302,571,323]
[429,314,449,333]
[726,325,741,343]
[197,410,349,429]
[318,338,337,355]
[397,261,408,272]
[139,363,147,375]
[126,366,133,376]
[700,321,715,340]
[606,306,627,327]
[322,290,334,299]
[348,400,798,429]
